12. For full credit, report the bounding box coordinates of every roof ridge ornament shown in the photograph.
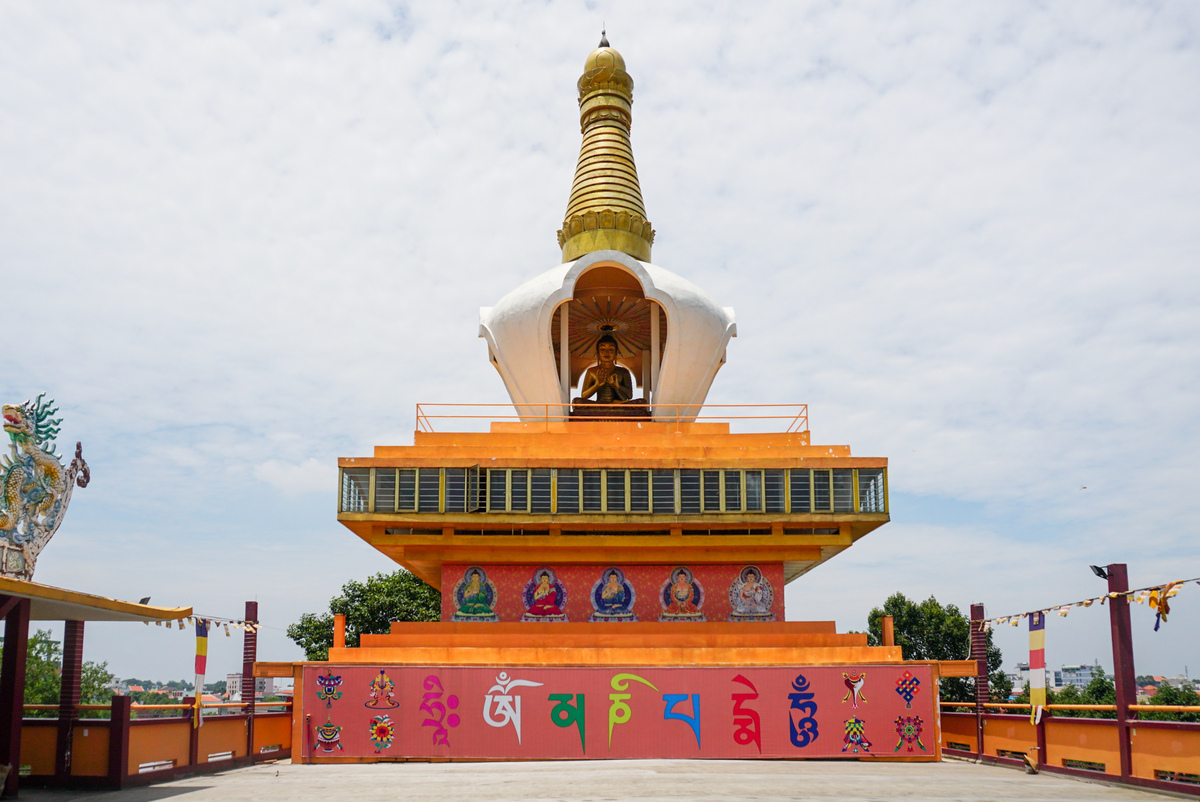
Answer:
[1,394,90,580]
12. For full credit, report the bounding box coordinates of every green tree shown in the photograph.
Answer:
[287,569,441,660]
[205,680,227,694]
[131,690,177,719]
[6,630,115,718]
[865,593,1011,702]
[1142,682,1200,722]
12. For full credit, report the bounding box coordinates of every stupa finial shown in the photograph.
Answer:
[556,37,655,263]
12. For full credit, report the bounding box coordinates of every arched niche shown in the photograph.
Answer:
[550,263,668,401]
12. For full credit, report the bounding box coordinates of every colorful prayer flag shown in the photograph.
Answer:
[1028,612,1045,724]
[194,619,209,727]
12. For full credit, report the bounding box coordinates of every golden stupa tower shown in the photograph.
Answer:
[558,33,655,263]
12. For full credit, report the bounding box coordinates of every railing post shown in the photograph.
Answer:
[1106,563,1136,781]
[0,596,31,799]
[970,603,989,759]
[184,696,199,768]
[242,601,258,760]
[55,619,86,781]
[106,695,131,788]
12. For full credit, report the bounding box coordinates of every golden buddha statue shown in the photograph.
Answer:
[571,335,647,417]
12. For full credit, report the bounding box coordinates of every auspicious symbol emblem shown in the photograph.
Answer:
[315,671,343,707]
[788,674,819,748]
[420,675,460,746]
[842,716,871,753]
[895,670,921,709]
[1,395,90,580]
[659,566,705,622]
[365,669,399,709]
[483,671,543,744]
[842,672,866,708]
[314,715,343,752]
[893,715,926,752]
[368,714,395,753]
[731,674,762,753]
[728,566,775,622]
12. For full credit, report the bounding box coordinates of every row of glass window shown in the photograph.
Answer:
[341,467,886,516]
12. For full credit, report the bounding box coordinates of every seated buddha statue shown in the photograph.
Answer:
[571,334,653,420]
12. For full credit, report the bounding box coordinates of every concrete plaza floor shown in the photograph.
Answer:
[20,759,1181,802]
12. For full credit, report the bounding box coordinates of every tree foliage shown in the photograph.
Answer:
[1015,669,1118,718]
[286,570,441,661]
[131,690,177,718]
[866,593,1011,702]
[6,629,115,718]
[1141,682,1199,722]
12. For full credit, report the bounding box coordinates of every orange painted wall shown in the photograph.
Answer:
[254,713,293,755]
[979,715,1036,758]
[1130,724,1200,781]
[18,722,56,775]
[197,717,248,761]
[939,714,977,751]
[1045,719,1121,771]
[71,723,110,776]
[129,719,190,774]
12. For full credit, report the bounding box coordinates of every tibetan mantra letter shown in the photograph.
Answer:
[300,665,933,760]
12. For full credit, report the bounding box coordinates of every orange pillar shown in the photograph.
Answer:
[333,614,347,650]
[881,615,894,647]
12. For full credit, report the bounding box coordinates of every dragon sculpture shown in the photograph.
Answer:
[0,394,89,580]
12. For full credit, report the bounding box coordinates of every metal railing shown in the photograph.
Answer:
[414,403,809,434]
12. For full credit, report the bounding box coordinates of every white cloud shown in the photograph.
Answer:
[254,458,336,496]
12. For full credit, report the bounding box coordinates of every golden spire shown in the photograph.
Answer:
[557,34,655,263]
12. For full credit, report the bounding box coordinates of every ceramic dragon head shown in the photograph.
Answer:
[1,394,88,580]
[3,394,63,457]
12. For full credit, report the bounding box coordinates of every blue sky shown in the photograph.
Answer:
[2,1,1198,683]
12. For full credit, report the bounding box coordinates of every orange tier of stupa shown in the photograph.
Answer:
[333,414,893,665]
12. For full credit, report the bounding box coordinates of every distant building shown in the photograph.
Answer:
[225,673,274,699]
[1057,663,1102,690]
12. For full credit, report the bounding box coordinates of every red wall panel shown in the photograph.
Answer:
[301,664,935,760]
[439,563,785,623]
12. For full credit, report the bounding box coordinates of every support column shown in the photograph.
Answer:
[242,602,258,760]
[650,302,660,402]
[970,603,989,759]
[55,620,85,781]
[0,597,30,799]
[1106,564,1136,781]
[106,695,131,788]
[184,696,199,768]
[559,304,570,407]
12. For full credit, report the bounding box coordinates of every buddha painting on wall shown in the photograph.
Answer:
[451,566,499,622]
[727,565,776,622]
[659,566,705,622]
[589,567,637,622]
[521,567,568,622]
